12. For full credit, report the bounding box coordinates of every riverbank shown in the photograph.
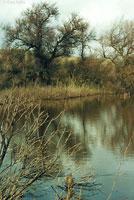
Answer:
[0,85,109,103]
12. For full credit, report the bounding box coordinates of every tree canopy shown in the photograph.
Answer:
[2,2,95,69]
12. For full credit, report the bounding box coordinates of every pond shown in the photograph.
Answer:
[1,95,134,200]
[40,95,134,200]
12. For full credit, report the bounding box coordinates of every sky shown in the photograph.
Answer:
[0,0,134,44]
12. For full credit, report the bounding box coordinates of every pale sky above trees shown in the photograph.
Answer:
[0,0,134,44]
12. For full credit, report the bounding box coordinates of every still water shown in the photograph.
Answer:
[26,96,134,199]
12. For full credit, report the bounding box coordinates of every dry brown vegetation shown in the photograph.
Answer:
[0,94,99,200]
[0,2,134,96]
[0,95,76,199]
[0,85,104,103]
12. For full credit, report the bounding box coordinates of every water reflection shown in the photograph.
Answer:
[42,97,134,153]
[59,96,134,156]
[1,95,134,199]
[41,96,134,199]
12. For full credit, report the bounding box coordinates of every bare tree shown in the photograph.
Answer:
[78,23,96,60]
[99,19,134,67]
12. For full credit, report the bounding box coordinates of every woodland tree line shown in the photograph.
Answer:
[1,2,134,95]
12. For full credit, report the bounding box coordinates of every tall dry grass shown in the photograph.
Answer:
[0,85,104,103]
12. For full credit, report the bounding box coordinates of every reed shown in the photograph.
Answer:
[0,85,104,103]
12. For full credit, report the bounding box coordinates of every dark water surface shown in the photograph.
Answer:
[25,96,134,199]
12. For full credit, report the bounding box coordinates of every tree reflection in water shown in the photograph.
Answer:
[1,95,134,199]
[42,96,134,199]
